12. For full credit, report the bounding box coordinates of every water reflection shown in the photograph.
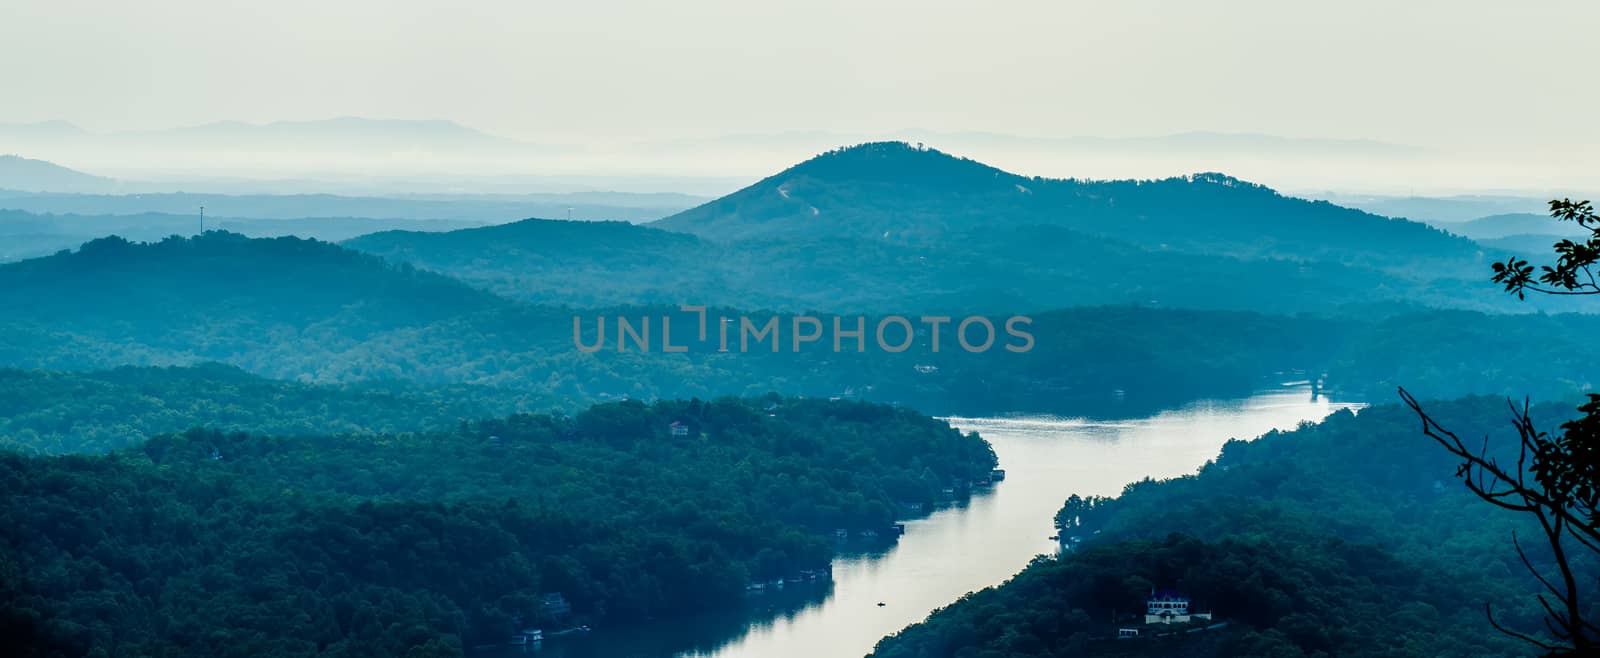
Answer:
[499,386,1358,658]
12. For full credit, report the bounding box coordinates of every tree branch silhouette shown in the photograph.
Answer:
[1401,197,1600,655]
[1401,389,1599,654]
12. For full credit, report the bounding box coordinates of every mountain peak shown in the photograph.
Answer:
[654,143,1475,269]
[781,141,1015,187]
[1184,171,1272,191]
[652,142,1032,241]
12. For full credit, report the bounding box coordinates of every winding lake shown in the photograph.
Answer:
[521,385,1359,658]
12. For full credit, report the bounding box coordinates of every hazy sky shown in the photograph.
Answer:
[4,0,1596,151]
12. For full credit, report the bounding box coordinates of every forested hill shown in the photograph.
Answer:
[331,140,1548,314]
[0,233,1352,417]
[345,217,700,262]
[0,207,495,263]
[0,231,501,330]
[655,142,1478,268]
[0,232,546,378]
[0,364,550,455]
[342,218,718,308]
[870,398,1593,657]
[2,233,1598,427]
[346,213,1395,313]
[2,397,996,657]
[336,150,1533,315]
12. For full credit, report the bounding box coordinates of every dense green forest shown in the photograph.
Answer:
[0,364,549,455]
[345,216,1391,314]
[0,207,491,262]
[871,398,1595,657]
[0,307,1334,454]
[1,397,995,657]
[4,232,1598,433]
[5,140,1597,658]
[0,233,1339,419]
[1326,311,1600,401]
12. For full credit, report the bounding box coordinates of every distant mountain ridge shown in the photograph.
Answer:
[0,207,493,263]
[0,117,580,185]
[137,117,548,153]
[638,129,1426,158]
[0,117,556,154]
[0,120,86,139]
[1445,213,1588,240]
[0,188,694,222]
[158,117,497,138]
[0,154,116,193]
[1318,193,1555,223]
[0,187,700,264]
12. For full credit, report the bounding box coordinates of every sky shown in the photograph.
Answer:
[1,0,1596,192]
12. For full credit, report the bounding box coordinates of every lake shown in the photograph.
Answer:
[512,385,1359,658]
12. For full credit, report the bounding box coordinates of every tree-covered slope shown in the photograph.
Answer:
[0,207,494,262]
[1,397,996,658]
[656,142,1479,268]
[0,364,550,455]
[344,213,1393,314]
[1326,311,1600,401]
[0,231,501,335]
[330,142,1548,314]
[871,398,1592,657]
[0,233,1353,418]
[343,218,720,308]
[0,232,542,378]
[5,233,1596,427]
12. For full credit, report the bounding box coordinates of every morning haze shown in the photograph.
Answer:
[7,4,1600,658]
[1,0,1596,193]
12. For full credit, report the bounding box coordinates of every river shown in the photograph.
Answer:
[519,385,1359,658]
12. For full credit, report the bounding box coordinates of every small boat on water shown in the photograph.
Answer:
[547,625,591,638]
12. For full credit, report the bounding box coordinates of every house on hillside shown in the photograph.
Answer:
[668,421,690,437]
[1144,590,1213,624]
